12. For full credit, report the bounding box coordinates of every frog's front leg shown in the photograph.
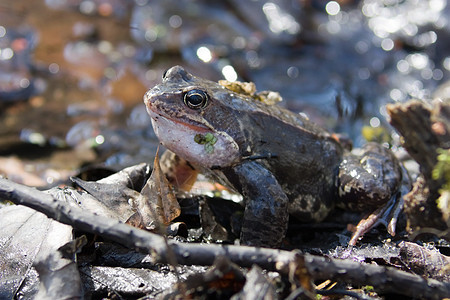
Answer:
[338,142,407,244]
[225,161,289,247]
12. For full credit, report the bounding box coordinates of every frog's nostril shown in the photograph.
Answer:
[162,68,169,79]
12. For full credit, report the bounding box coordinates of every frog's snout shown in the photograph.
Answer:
[143,89,155,107]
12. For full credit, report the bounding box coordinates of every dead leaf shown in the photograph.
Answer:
[288,252,315,296]
[199,199,229,242]
[71,163,151,222]
[0,190,76,299]
[233,265,277,300]
[399,241,450,282]
[160,150,199,192]
[129,149,181,231]
[218,80,282,105]
[170,256,245,299]
[34,237,84,299]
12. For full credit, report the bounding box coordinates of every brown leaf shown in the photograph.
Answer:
[399,241,450,282]
[288,252,315,296]
[124,211,146,229]
[160,150,199,192]
[131,148,181,231]
[173,256,246,298]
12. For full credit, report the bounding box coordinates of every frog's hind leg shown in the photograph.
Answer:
[338,142,410,245]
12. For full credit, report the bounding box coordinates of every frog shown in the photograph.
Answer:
[144,65,405,247]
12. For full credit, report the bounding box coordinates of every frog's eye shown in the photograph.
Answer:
[184,89,209,109]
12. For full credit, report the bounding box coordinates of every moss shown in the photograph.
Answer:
[432,148,450,222]
[194,133,217,154]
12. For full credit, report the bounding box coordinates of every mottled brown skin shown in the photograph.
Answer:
[144,66,403,247]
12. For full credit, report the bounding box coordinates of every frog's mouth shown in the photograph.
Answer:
[146,105,211,133]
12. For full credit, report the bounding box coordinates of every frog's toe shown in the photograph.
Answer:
[349,193,403,245]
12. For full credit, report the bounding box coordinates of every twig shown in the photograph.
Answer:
[0,178,448,299]
[316,289,368,300]
[0,178,169,257]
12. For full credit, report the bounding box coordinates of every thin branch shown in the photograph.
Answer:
[0,178,448,299]
[0,178,168,257]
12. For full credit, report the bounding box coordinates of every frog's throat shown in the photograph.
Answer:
[150,114,240,169]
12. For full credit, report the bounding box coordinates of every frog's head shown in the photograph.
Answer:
[144,66,243,168]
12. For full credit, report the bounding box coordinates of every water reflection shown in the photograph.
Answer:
[0,0,449,186]
[262,2,301,35]
[325,1,340,16]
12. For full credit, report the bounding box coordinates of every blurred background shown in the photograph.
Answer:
[0,0,449,187]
